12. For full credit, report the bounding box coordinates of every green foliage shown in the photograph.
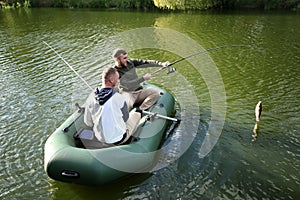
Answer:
[0,0,155,8]
[1,0,299,9]
[257,0,300,9]
[0,0,30,8]
[153,0,236,10]
[153,0,300,10]
[185,0,214,10]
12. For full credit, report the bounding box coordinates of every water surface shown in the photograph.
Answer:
[1,8,299,199]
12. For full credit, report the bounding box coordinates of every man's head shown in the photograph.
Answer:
[102,67,120,88]
[113,48,128,67]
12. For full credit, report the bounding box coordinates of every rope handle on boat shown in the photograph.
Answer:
[61,170,80,178]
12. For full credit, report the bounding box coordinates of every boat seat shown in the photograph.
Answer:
[73,129,113,149]
[73,129,139,149]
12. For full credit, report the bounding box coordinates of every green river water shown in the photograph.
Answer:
[1,8,299,199]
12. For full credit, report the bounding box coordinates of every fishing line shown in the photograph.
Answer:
[43,41,94,91]
[152,44,256,75]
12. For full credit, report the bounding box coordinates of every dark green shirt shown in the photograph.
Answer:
[115,59,161,91]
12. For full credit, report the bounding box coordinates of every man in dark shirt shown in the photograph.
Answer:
[113,48,170,110]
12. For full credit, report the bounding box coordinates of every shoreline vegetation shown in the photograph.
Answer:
[1,0,299,11]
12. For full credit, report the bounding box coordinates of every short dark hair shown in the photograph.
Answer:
[102,67,117,82]
[112,48,127,59]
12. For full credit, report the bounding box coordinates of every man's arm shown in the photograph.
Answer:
[132,59,163,68]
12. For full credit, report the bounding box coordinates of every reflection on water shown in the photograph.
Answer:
[1,9,299,199]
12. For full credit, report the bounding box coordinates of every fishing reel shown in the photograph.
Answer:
[167,66,176,74]
[152,65,176,76]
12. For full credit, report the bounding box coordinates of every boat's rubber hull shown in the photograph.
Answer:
[44,84,175,185]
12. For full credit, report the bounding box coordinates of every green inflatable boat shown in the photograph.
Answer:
[44,84,175,185]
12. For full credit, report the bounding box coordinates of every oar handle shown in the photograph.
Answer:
[136,109,180,122]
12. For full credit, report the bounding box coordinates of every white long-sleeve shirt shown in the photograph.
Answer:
[84,91,129,144]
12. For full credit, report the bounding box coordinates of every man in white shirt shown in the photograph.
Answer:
[84,67,141,145]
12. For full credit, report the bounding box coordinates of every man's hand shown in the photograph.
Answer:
[143,73,152,80]
[161,61,170,67]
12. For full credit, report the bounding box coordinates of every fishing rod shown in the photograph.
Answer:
[151,44,256,75]
[43,41,94,91]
